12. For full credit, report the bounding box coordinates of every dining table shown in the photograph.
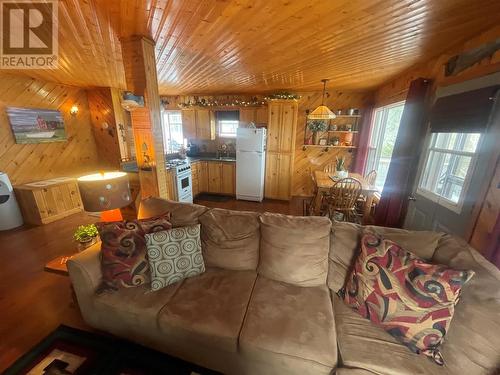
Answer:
[312,171,380,221]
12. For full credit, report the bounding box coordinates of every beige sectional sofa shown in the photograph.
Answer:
[68,200,500,375]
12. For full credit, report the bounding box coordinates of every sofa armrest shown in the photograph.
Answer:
[67,242,102,324]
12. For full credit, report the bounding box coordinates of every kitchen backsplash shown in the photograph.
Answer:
[189,138,236,155]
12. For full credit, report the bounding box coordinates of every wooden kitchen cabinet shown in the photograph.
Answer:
[181,109,196,140]
[198,161,209,193]
[239,108,255,125]
[221,162,236,195]
[14,178,83,225]
[191,161,199,196]
[165,169,176,200]
[196,109,215,140]
[264,152,293,200]
[208,162,222,193]
[265,100,298,200]
[255,106,268,125]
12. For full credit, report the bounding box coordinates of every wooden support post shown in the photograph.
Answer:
[121,36,168,199]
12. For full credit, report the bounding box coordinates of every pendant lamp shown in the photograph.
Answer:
[308,79,336,120]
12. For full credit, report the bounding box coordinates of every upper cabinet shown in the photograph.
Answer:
[181,109,196,140]
[239,106,268,127]
[181,109,215,141]
[267,101,298,153]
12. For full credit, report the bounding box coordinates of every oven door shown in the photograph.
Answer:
[176,172,192,201]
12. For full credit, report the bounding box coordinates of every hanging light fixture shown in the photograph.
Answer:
[308,79,336,120]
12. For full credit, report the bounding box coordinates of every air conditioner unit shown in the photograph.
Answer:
[121,92,145,112]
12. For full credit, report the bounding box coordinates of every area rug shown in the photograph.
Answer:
[4,325,220,375]
[195,193,232,202]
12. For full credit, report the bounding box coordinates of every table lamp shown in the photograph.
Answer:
[77,172,131,222]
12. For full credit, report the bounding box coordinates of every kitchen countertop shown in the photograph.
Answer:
[187,155,236,163]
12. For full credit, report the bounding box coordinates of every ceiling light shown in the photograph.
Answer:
[308,79,336,120]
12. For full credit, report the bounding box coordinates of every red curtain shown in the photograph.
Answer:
[352,104,374,174]
[484,213,500,269]
[375,78,432,228]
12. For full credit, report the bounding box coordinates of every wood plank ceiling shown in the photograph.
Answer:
[3,0,500,95]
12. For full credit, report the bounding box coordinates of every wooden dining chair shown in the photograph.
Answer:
[321,177,362,222]
[324,163,336,174]
[303,169,319,216]
[365,169,377,186]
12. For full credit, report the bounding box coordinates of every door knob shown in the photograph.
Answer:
[408,196,417,201]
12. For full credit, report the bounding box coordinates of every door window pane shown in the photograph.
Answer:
[418,132,481,206]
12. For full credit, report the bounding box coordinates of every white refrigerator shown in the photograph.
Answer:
[236,128,266,202]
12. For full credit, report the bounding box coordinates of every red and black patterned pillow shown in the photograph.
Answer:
[96,215,172,291]
[342,232,474,365]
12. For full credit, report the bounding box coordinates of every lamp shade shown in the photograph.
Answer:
[77,172,131,212]
[308,105,336,120]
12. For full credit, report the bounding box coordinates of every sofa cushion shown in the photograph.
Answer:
[342,232,474,365]
[158,268,256,352]
[328,221,446,292]
[239,276,337,375]
[145,225,205,291]
[92,282,181,335]
[96,215,172,290]
[333,292,457,375]
[199,208,260,270]
[138,198,208,227]
[258,213,331,287]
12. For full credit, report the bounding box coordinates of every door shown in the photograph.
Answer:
[237,151,264,198]
[221,163,236,195]
[277,153,292,199]
[264,152,280,198]
[237,128,265,152]
[267,103,281,152]
[208,162,222,193]
[279,102,297,153]
[198,161,209,193]
[405,78,500,237]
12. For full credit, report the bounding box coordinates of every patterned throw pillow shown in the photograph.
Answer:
[145,224,205,291]
[96,215,172,291]
[342,232,474,365]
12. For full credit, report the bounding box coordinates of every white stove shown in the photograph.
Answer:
[166,159,193,203]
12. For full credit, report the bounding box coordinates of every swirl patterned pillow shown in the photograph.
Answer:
[145,224,205,291]
[342,232,474,365]
[96,215,172,291]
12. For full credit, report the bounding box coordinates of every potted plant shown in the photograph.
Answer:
[331,136,340,146]
[335,156,348,178]
[307,120,328,145]
[74,224,99,251]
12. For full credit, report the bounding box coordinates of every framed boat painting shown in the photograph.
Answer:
[5,107,67,144]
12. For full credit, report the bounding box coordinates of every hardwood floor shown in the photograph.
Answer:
[0,197,306,371]
[0,212,97,372]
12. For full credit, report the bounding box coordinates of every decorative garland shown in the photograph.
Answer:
[177,97,265,108]
[264,92,301,100]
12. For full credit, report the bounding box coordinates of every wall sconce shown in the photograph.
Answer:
[70,105,79,116]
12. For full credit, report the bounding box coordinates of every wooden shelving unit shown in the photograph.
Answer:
[303,112,362,148]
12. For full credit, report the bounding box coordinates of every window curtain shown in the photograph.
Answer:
[374,78,433,228]
[484,213,500,270]
[429,85,498,133]
[216,110,239,121]
[352,104,374,174]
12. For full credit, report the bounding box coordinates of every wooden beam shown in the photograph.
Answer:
[121,36,168,199]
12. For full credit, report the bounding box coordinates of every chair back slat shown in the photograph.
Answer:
[365,169,377,186]
[324,163,336,174]
[327,177,362,211]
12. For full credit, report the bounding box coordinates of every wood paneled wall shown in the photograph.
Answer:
[292,90,373,196]
[87,88,122,169]
[0,73,109,185]
[373,25,500,254]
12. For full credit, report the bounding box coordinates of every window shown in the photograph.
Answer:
[365,101,405,191]
[218,120,239,138]
[162,111,184,154]
[216,110,239,138]
[417,132,481,210]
